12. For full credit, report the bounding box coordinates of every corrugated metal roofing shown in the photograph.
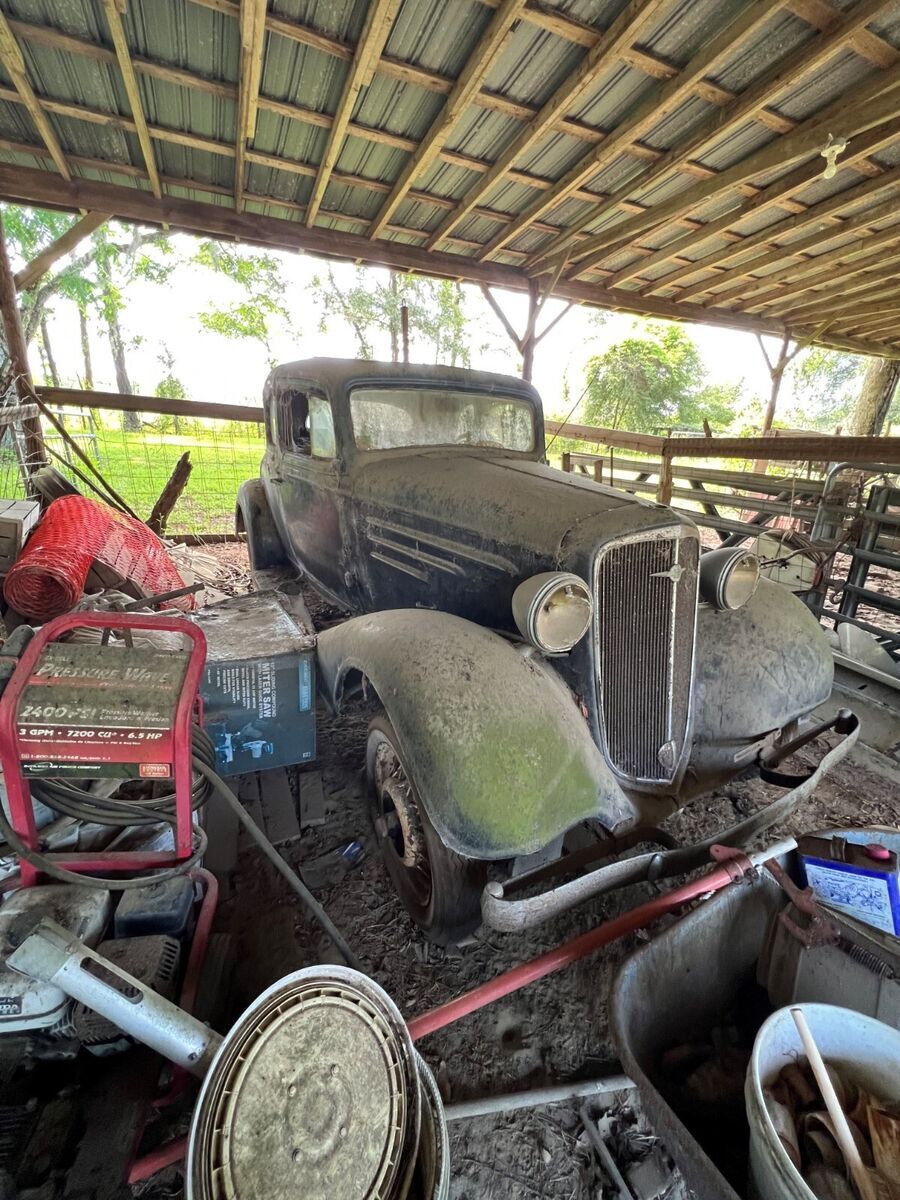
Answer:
[0,0,899,355]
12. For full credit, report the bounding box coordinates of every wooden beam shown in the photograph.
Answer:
[0,10,69,180]
[661,432,900,460]
[702,201,900,308]
[475,0,790,262]
[559,68,900,277]
[0,210,45,465]
[101,0,161,198]
[235,0,268,211]
[424,0,671,251]
[305,0,401,228]
[668,166,900,299]
[570,110,900,286]
[741,235,900,312]
[39,386,264,423]
[14,212,108,291]
[368,0,528,240]
[0,161,892,359]
[479,284,523,350]
[526,0,896,272]
[787,273,900,322]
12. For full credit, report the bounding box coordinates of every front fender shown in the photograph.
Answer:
[316,609,637,859]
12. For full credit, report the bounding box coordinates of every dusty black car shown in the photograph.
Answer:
[238,359,855,943]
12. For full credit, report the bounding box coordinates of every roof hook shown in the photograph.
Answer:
[820,133,848,180]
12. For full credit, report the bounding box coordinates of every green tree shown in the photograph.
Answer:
[193,241,292,363]
[785,346,866,431]
[311,265,477,365]
[582,321,724,432]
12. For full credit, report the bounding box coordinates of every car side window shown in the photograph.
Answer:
[309,396,336,459]
[276,389,314,455]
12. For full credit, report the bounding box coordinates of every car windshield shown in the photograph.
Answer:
[350,386,536,452]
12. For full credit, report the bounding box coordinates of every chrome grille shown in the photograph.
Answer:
[594,532,699,785]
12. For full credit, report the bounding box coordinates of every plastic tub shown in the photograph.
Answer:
[746,1002,900,1200]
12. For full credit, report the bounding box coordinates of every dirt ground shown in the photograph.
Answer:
[179,543,899,1200]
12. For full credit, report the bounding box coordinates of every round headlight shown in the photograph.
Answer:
[699,548,760,611]
[512,572,593,653]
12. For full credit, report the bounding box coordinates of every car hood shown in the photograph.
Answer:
[352,451,679,561]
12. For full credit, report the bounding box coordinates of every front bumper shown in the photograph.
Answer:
[481,710,859,933]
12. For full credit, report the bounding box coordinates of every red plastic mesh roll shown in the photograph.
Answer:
[3,495,193,621]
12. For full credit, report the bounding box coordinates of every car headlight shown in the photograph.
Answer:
[699,548,760,611]
[512,572,593,653]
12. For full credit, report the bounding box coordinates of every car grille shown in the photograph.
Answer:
[594,531,699,785]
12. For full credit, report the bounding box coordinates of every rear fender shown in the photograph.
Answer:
[316,609,638,859]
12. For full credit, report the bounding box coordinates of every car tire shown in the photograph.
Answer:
[366,712,487,946]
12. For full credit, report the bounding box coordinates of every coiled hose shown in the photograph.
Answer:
[0,726,360,969]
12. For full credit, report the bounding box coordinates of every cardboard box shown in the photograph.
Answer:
[191,591,317,776]
[0,499,40,574]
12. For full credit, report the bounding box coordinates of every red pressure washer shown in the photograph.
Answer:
[0,611,206,888]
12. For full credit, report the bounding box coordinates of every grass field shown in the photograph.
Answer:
[0,418,266,535]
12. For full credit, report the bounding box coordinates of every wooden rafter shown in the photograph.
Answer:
[570,107,900,292]
[558,67,900,278]
[14,211,108,291]
[368,0,528,241]
[690,194,900,307]
[101,0,160,199]
[666,166,900,299]
[526,0,896,272]
[746,241,900,312]
[0,10,69,179]
[305,0,402,228]
[235,0,267,212]
[473,0,789,264]
[4,158,895,359]
[424,0,671,251]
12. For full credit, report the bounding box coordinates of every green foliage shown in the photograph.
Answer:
[193,241,291,360]
[310,265,476,365]
[785,346,866,431]
[582,321,735,433]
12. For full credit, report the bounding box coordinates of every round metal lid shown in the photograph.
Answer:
[189,967,419,1200]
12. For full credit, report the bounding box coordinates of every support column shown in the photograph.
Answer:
[479,281,574,384]
[520,279,539,383]
[0,211,45,468]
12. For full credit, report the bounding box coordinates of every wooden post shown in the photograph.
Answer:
[400,303,409,364]
[656,451,674,505]
[0,210,45,468]
[520,278,539,382]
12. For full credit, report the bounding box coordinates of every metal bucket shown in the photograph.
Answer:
[187,965,446,1200]
[746,1002,900,1200]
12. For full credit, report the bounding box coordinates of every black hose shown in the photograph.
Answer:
[192,757,362,972]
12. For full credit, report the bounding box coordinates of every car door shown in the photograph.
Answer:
[269,383,347,602]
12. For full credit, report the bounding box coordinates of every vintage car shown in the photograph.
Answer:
[237,359,856,943]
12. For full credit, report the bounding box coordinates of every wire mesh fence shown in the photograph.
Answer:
[0,405,265,536]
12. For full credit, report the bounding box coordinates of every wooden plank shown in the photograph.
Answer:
[14,212,108,291]
[566,68,900,277]
[306,0,402,228]
[258,766,301,845]
[299,768,326,829]
[368,0,529,240]
[0,9,69,179]
[660,433,900,461]
[526,0,896,273]
[236,772,264,851]
[38,385,264,423]
[425,0,671,250]
[101,0,161,198]
[235,0,268,211]
[479,0,789,262]
[1,161,895,359]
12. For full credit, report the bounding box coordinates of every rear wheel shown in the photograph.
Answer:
[366,712,487,946]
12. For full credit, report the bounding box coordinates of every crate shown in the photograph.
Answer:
[0,499,39,574]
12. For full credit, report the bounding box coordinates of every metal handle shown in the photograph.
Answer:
[7,918,223,1076]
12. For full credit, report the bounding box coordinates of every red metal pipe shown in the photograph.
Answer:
[127,1135,188,1184]
[407,855,750,1042]
[179,868,218,1015]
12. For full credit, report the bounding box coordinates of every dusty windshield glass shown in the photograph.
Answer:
[350,387,536,452]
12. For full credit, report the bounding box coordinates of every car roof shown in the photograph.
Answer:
[268,357,542,404]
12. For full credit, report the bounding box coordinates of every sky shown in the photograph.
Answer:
[20,228,799,419]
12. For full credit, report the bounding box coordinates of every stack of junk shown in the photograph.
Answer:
[1,481,900,1200]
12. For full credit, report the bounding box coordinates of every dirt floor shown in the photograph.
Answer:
[174,543,899,1200]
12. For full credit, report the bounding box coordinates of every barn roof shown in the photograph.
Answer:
[1,0,899,357]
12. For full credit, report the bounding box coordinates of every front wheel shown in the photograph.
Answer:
[366,713,487,946]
